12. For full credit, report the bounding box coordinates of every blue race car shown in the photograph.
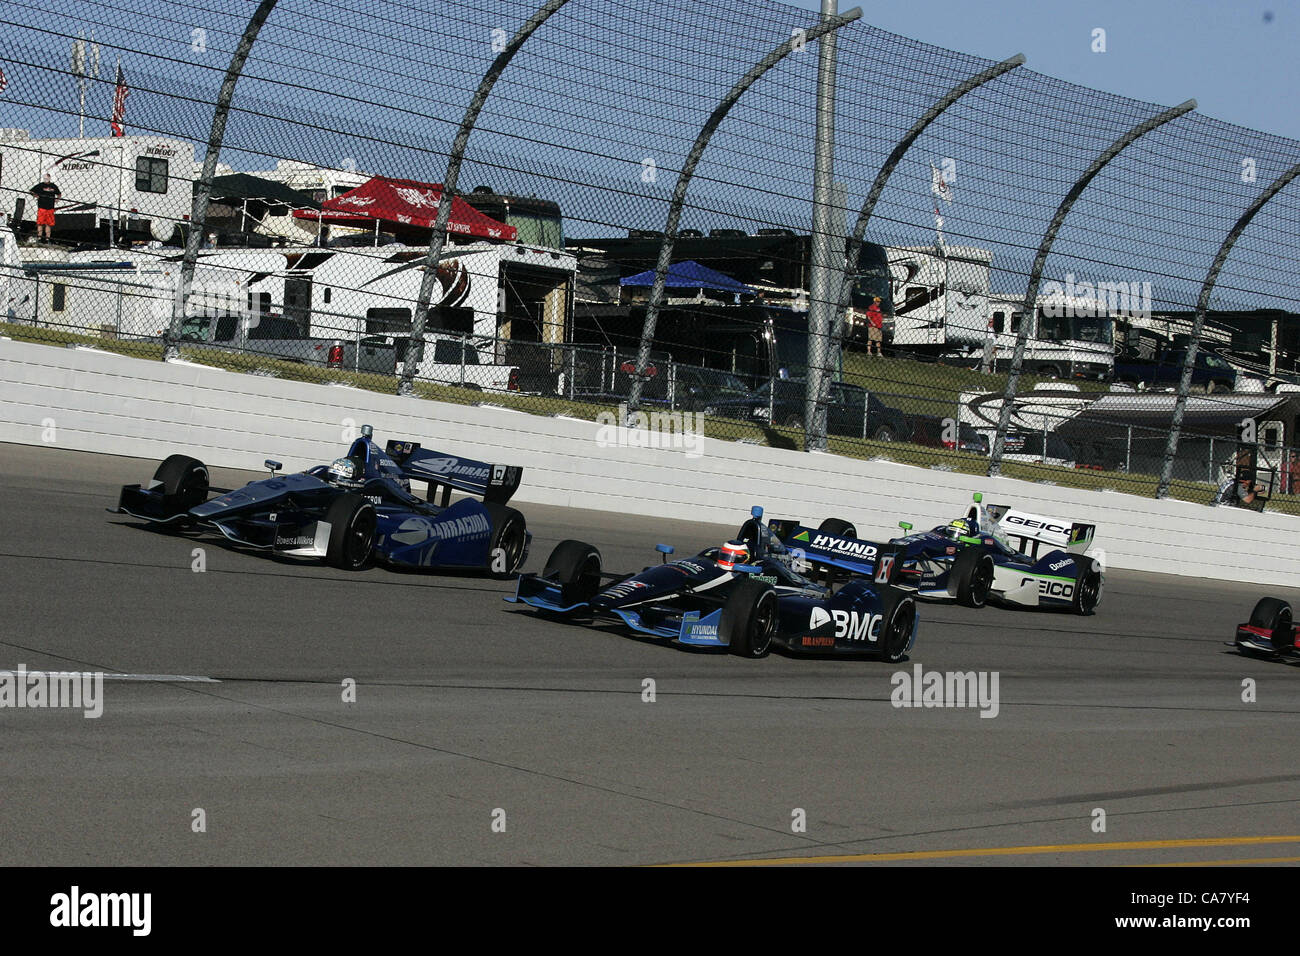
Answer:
[112,424,529,574]
[505,506,918,660]
[769,493,1102,614]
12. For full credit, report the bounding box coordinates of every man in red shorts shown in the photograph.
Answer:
[29,174,62,243]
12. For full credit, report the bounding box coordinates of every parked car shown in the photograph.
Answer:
[1114,344,1237,393]
[751,378,911,441]
[907,415,990,455]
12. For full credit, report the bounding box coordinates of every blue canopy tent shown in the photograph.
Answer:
[620,260,755,296]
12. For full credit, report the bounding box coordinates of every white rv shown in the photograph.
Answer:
[0,131,195,243]
[887,244,1115,380]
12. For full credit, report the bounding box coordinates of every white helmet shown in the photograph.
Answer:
[327,456,362,485]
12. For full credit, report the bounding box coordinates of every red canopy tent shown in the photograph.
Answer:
[293,176,517,241]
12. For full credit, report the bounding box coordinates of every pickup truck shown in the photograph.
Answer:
[176,315,520,391]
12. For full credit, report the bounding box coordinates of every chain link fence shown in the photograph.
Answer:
[1,0,1297,514]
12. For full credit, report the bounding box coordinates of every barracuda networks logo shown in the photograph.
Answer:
[595,404,704,459]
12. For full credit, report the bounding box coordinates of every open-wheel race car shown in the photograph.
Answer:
[111,424,529,575]
[505,506,918,660]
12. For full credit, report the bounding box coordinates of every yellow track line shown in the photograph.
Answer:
[669,835,1300,866]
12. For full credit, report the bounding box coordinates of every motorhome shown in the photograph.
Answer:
[887,244,1115,380]
[958,382,1098,467]
[0,131,195,243]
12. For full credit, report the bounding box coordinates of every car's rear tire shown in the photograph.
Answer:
[950,548,994,608]
[485,504,527,576]
[543,539,603,604]
[1249,597,1293,652]
[324,493,376,571]
[878,588,917,663]
[154,454,209,514]
[721,579,777,658]
[1071,559,1103,615]
[818,517,858,539]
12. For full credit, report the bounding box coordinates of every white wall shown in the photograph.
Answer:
[2,337,1297,585]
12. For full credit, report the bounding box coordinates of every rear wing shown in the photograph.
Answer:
[384,439,522,505]
[991,506,1095,557]
[767,520,882,577]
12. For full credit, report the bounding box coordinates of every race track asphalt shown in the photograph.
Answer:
[1,442,1298,866]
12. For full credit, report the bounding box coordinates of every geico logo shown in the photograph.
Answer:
[809,606,882,641]
[811,534,877,558]
[1032,579,1075,598]
[1005,515,1070,534]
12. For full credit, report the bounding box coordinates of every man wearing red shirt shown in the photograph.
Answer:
[865,296,884,356]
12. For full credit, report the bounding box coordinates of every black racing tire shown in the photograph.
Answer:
[872,425,896,442]
[950,547,994,608]
[543,539,603,604]
[818,517,858,539]
[154,454,209,514]
[878,588,917,663]
[1071,558,1103,615]
[484,503,528,577]
[721,579,778,659]
[324,493,376,571]
[1248,597,1293,652]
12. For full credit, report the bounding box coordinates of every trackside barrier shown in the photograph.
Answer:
[1,337,1298,586]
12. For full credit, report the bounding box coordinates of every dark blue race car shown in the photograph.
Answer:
[769,493,1102,615]
[505,506,918,660]
[112,425,529,574]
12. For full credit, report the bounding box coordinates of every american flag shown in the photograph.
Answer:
[0,66,8,95]
[110,62,128,136]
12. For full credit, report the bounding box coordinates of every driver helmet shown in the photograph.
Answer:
[947,517,972,539]
[717,540,750,571]
[327,456,363,486]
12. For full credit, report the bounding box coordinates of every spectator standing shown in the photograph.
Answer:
[29,174,61,243]
[865,296,884,356]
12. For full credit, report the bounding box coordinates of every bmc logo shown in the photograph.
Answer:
[1026,578,1074,598]
[809,607,882,642]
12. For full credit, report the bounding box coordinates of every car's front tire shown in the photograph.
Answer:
[543,540,603,604]
[324,493,376,571]
[721,579,777,658]
[950,548,994,608]
[1248,597,1293,652]
[154,454,209,516]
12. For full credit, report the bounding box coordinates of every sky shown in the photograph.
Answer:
[786,0,1300,140]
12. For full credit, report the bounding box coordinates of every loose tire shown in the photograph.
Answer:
[154,454,209,515]
[1248,597,1293,653]
[818,517,858,539]
[1072,559,1103,615]
[950,547,994,608]
[721,579,778,658]
[543,539,603,605]
[485,504,528,576]
[878,588,917,663]
[324,493,376,571]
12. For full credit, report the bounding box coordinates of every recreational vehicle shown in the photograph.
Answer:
[0,131,195,243]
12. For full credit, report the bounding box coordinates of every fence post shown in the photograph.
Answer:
[1156,162,1300,497]
[626,9,863,415]
[989,99,1196,478]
